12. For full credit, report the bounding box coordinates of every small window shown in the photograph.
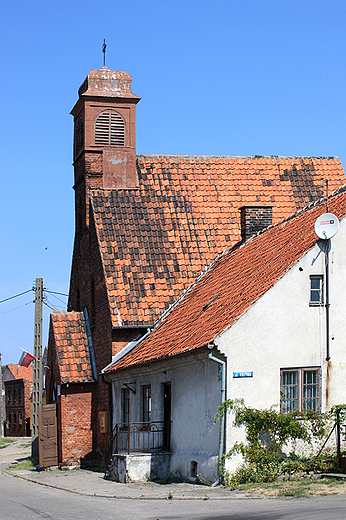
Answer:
[281,368,320,413]
[310,275,323,305]
[95,110,125,146]
[19,412,22,424]
[122,388,130,425]
[142,385,151,425]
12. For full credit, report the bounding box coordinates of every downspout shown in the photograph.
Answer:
[325,238,330,361]
[208,349,226,486]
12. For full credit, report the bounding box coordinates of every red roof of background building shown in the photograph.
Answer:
[92,155,345,329]
[105,185,346,374]
[4,364,33,381]
[50,311,94,384]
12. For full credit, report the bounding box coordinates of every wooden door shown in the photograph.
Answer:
[38,403,58,468]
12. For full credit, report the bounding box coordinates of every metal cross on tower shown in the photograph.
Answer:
[103,39,107,67]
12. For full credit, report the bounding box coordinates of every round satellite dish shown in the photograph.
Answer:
[314,213,339,239]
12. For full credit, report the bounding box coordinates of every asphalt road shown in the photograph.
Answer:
[1,470,346,520]
[1,439,346,519]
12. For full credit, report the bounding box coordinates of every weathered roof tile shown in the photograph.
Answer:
[92,155,345,328]
[105,185,346,373]
[51,311,94,384]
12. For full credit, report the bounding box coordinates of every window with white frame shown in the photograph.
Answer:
[281,368,321,413]
[310,275,323,305]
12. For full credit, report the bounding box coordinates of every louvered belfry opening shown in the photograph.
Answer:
[75,117,84,155]
[95,110,125,146]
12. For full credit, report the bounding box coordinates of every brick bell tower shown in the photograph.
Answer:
[70,67,141,229]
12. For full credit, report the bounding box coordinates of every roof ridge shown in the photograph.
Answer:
[136,154,341,160]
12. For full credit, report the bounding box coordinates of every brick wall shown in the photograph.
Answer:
[60,386,93,466]
[5,379,32,437]
[68,208,114,460]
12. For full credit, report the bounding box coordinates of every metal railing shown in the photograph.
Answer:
[114,421,170,455]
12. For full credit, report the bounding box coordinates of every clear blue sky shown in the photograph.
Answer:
[1,0,346,367]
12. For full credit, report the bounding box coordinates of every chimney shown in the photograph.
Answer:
[240,206,273,242]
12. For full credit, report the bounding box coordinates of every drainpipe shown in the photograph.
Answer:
[208,348,226,486]
[325,238,330,361]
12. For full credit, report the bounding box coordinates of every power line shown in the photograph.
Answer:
[43,300,56,311]
[45,290,68,297]
[45,292,67,305]
[0,289,33,304]
[0,301,32,315]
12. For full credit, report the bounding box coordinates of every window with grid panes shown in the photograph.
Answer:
[281,368,320,413]
[310,275,323,305]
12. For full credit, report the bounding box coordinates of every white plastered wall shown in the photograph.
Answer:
[110,352,222,482]
[215,215,346,472]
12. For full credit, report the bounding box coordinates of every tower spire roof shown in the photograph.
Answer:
[78,67,140,100]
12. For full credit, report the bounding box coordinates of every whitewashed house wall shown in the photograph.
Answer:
[110,352,223,482]
[215,216,346,473]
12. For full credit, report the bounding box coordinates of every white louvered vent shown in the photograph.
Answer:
[95,111,125,146]
[75,117,84,155]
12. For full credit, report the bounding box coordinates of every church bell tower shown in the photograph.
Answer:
[70,66,140,228]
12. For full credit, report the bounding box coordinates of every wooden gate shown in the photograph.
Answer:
[38,403,58,468]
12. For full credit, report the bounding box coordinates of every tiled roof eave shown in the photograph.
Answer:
[105,344,207,375]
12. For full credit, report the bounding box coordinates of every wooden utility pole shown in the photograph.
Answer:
[31,278,43,460]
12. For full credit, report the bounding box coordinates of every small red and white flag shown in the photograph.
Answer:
[18,351,35,367]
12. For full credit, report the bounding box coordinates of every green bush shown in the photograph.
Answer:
[214,400,346,486]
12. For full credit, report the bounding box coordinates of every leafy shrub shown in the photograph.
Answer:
[214,400,346,485]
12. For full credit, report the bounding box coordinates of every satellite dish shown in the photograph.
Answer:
[314,213,339,239]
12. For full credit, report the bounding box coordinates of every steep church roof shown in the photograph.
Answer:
[92,154,345,328]
[104,185,346,374]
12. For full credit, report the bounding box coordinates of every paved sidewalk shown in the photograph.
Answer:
[0,438,247,500]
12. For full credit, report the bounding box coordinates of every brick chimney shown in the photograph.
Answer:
[240,206,273,242]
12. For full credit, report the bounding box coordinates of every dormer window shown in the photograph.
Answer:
[95,110,125,146]
[75,116,84,155]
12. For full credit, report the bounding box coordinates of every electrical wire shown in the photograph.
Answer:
[45,291,67,305]
[43,300,56,311]
[0,301,32,315]
[0,289,33,304]
[45,290,68,297]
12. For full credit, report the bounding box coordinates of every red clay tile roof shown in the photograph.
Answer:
[105,185,346,373]
[51,311,94,384]
[92,155,345,328]
[4,364,33,381]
